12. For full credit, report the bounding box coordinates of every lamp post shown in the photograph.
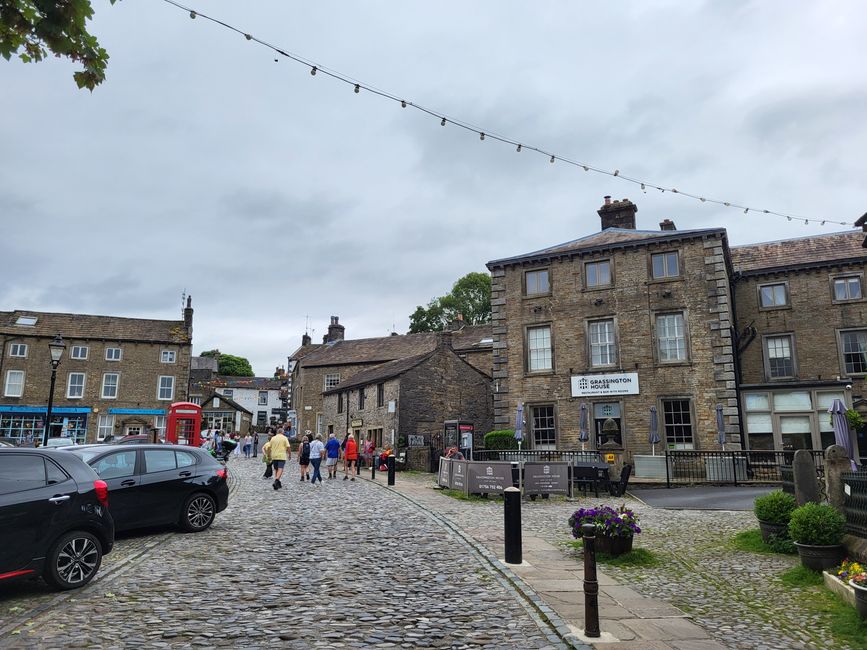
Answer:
[42,335,66,447]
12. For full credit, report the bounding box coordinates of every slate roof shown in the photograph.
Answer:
[288,342,324,362]
[730,230,867,275]
[487,227,725,268]
[299,324,492,368]
[323,352,434,394]
[200,392,252,415]
[195,376,283,391]
[0,310,191,343]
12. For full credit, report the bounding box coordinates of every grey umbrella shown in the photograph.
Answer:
[648,406,660,455]
[829,399,857,471]
[578,403,589,451]
[716,404,726,450]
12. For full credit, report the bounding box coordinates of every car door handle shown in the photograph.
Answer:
[120,479,136,487]
[48,495,71,504]
[179,471,192,477]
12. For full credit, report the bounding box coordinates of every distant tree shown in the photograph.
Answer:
[198,349,254,377]
[409,272,492,333]
[0,0,120,90]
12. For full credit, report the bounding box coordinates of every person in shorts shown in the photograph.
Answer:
[269,428,290,490]
[298,434,311,481]
[343,432,358,481]
[325,432,341,479]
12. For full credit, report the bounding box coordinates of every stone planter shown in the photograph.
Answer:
[594,534,634,557]
[850,580,867,619]
[793,542,845,571]
[633,455,669,480]
[757,520,788,543]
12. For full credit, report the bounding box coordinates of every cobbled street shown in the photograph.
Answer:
[0,460,562,650]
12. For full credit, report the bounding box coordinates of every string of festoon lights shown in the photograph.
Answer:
[163,0,854,228]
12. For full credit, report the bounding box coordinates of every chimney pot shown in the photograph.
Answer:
[659,219,677,231]
[603,195,612,206]
[598,197,637,230]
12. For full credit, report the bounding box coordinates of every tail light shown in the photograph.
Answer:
[216,468,227,480]
[94,480,109,508]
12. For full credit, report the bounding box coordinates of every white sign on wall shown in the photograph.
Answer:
[571,372,640,397]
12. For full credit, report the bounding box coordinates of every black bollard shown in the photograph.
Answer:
[371,457,376,480]
[387,454,396,486]
[581,523,601,638]
[503,486,522,564]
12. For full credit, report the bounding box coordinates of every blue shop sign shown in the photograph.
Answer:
[0,405,91,414]
[108,408,166,415]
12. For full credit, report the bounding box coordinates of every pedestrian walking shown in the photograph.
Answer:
[262,433,274,479]
[252,430,259,457]
[325,432,341,479]
[343,432,358,481]
[269,428,291,490]
[233,433,242,459]
[362,435,375,469]
[243,433,252,459]
[309,434,325,485]
[298,434,311,481]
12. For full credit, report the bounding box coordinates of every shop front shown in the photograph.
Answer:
[0,405,90,444]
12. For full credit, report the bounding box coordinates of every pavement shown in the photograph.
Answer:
[628,486,776,511]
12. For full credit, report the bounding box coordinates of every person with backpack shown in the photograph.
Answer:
[298,434,311,481]
[343,432,358,481]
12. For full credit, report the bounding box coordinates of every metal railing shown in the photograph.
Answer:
[474,449,603,464]
[663,450,825,488]
[842,469,867,539]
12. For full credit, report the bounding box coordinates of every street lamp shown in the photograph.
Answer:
[42,335,66,447]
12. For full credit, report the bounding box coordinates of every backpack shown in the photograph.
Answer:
[302,441,311,457]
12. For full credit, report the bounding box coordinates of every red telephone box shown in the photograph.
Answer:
[166,402,203,447]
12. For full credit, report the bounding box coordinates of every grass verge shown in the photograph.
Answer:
[731,529,797,555]
[567,541,659,567]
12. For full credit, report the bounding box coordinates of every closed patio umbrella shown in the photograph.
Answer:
[649,406,660,455]
[829,399,857,471]
[716,404,726,450]
[578,403,589,452]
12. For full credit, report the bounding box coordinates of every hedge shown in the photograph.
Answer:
[484,429,518,450]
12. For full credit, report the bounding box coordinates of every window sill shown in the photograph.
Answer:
[655,361,692,368]
[831,299,866,306]
[524,370,556,378]
[647,277,682,285]
[523,293,552,300]
[582,285,614,293]
[757,305,791,312]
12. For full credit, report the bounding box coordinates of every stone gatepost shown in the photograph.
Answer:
[793,449,820,506]
[824,444,852,514]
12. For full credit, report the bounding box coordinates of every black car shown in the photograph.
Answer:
[0,448,114,590]
[65,444,228,533]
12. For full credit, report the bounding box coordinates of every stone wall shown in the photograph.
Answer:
[321,376,401,445]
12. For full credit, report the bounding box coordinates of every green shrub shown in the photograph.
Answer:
[788,502,846,546]
[483,429,518,450]
[754,490,797,525]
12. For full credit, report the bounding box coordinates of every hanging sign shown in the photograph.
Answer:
[571,372,639,397]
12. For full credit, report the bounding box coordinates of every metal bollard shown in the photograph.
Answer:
[581,523,601,638]
[504,486,522,564]
[387,454,396,486]
[371,457,376,480]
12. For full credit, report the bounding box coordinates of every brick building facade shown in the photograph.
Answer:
[0,301,193,443]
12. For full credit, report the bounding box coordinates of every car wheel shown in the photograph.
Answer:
[44,531,103,590]
[180,493,216,532]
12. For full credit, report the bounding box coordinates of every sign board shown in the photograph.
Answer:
[388,400,396,413]
[523,462,569,495]
[605,453,616,463]
[459,423,474,450]
[845,483,851,496]
[466,461,512,495]
[438,457,452,488]
[350,418,364,428]
[408,434,425,447]
[451,460,468,492]
[571,372,639,397]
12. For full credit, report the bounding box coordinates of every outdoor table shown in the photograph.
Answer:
[572,462,612,497]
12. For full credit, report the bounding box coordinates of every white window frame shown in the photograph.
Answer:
[157,376,175,401]
[154,415,167,438]
[832,274,863,303]
[525,268,551,296]
[160,350,177,364]
[526,325,553,373]
[258,391,268,406]
[222,389,234,398]
[656,312,688,363]
[588,319,617,368]
[763,334,796,380]
[4,370,25,397]
[650,251,680,280]
[67,372,86,399]
[101,373,120,399]
[758,281,789,309]
[9,343,28,358]
[70,345,89,360]
[585,259,612,289]
[98,414,115,440]
[105,347,122,361]
[324,373,341,390]
[838,329,867,376]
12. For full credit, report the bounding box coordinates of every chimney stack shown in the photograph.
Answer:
[325,316,345,343]
[437,330,453,350]
[659,219,676,231]
[183,295,194,332]
[598,197,637,230]
[302,333,312,347]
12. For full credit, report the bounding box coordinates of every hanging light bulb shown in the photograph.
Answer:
[189,11,196,19]
[480,132,485,141]
[401,100,407,108]
[245,34,252,40]
[354,84,360,94]
[582,166,589,172]
[310,66,317,76]
[700,197,706,202]
[804,219,809,225]
[763,210,769,214]
[550,155,555,163]
[723,202,730,207]
[514,144,521,152]
[640,183,645,191]
[787,217,792,221]
[613,169,619,176]
[440,117,446,126]
[821,220,826,225]
[744,208,749,214]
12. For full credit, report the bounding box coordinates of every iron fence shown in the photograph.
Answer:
[664,450,825,488]
[842,469,867,539]
[474,449,602,464]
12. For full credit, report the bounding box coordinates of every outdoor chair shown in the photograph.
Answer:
[609,464,632,497]
[573,465,610,497]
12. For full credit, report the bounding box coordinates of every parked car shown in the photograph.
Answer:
[0,448,114,590]
[44,437,76,448]
[114,435,165,445]
[65,444,228,533]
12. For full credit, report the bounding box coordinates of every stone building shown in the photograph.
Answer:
[289,316,492,437]
[486,198,739,455]
[0,300,194,443]
[189,376,284,430]
[320,331,493,468]
[732,230,867,456]
[199,392,253,436]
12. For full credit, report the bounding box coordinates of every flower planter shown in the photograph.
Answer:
[633,455,669,479]
[851,581,867,619]
[593,534,634,557]
[793,542,845,571]
[757,520,788,544]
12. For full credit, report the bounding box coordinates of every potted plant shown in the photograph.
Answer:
[568,505,641,556]
[754,490,796,543]
[788,502,846,571]
[850,570,867,619]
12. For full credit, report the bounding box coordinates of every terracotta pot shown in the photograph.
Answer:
[757,520,788,543]
[793,542,844,571]
[850,580,867,619]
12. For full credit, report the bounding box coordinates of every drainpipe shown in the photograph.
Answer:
[729,270,748,450]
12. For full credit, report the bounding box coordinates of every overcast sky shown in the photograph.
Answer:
[2,0,865,376]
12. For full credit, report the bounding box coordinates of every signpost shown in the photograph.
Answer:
[523,462,570,497]
[438,456,453,488]
[451,460,468,493]
[465,461,512,495]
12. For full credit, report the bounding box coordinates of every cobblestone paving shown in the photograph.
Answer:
[395,474,839,650]
[0,461,561,649]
